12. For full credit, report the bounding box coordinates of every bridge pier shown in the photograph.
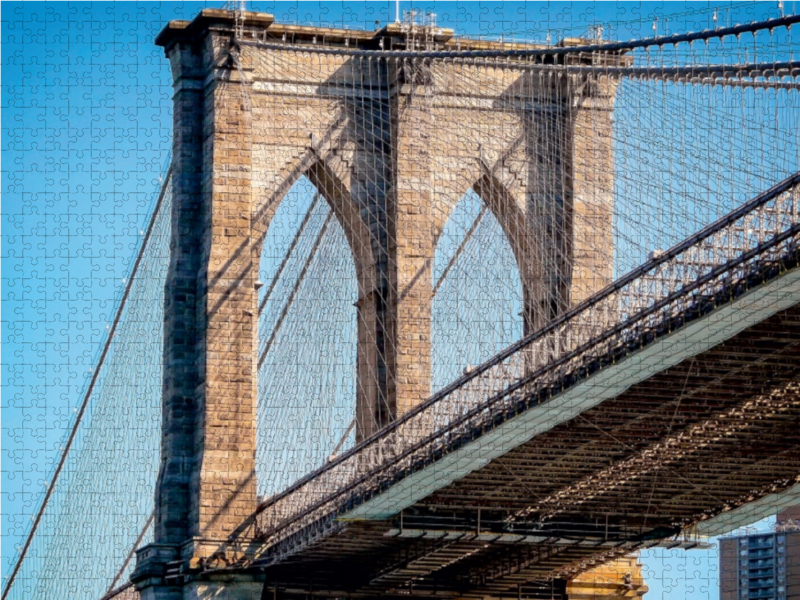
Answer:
[136,579,262,600]
[183,579,263,600]
[134,539,264,600]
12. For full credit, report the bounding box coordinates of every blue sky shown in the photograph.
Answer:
[1,2,794,598]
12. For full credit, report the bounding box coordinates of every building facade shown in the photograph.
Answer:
[567,556,648,599]
[721,511,800,600]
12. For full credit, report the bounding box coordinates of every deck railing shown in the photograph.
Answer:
[251,173,800,558]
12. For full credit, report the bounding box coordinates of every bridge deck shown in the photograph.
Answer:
[253,283,800,598]
[187,175,800,599]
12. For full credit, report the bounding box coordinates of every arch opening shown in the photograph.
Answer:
[431,188,523,392]
[255,175,359,499]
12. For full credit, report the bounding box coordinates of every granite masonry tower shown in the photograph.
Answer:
[133,9,635,599]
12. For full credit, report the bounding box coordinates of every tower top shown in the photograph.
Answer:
[154,8,572,53]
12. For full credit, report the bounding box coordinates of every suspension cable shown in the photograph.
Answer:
[2,165,173,600]
[258,210,334,369]
[258,193,322,317]
[433,205,488,296]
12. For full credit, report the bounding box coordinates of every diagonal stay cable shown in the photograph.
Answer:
[98,582,134,600]
[249,175,800,538]
[258,209,334,370]
[433,205,488,296]
[328,418,356,462]
[101,510,154,598]
[258,192,321,317]
[2,164,173,600]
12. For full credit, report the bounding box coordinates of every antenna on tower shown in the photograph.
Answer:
[223,0,246,39]
[396,0,400,24]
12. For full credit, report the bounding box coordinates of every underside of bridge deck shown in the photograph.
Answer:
[250,299,800,599]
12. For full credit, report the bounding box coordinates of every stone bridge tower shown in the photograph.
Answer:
[133,9,633,600]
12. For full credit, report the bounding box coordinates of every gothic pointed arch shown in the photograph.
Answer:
[254,174,361,498]
[252,149,377,299]
[431,187,524,390]
[432,165,537,336]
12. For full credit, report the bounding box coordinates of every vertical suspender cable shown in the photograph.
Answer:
[1,165,173,600]
[258,211,334,369]
[258,193,322,316]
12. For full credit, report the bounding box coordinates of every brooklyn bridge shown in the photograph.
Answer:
[4,6,800,600]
